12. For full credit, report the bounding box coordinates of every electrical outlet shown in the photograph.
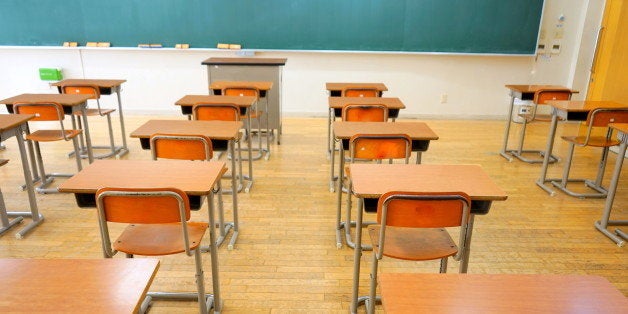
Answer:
[440,94,448,104]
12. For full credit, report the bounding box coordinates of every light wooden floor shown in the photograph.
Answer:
[0,116,626,313]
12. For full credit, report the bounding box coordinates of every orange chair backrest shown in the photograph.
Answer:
[62,85,100,100]
[350,134,411,160]
[96,187,191,224]
[342,88,379,97]
[13,102,65,121]
[342,104,388,122]
[151,134,213,161]
[377,191,471,228]
[586,108,628,127]
[193,103,240,121]
[534,89,571,105]
[223,87,259,99]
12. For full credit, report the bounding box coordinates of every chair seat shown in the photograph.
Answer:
[113,222,208,256]
[561,135,620,148]
[26,129,82,142]
[368,225,457,261]
[73,108,116,116]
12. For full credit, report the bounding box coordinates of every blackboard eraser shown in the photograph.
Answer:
[228,44,241,50]
[138,44,150,48]
[149,44,163,48]
[175,44,190,49]
[63,42,78,47]
[97,42,111,47]
[86,42,98,47]
[217,43,230,49]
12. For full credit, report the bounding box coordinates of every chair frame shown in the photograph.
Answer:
[150,133,240,249]
[327,87,382,159]
[365,191,471,314]
[511,88,572,163]
[192,102,248,194]
[96,188,218,313]
[329,104,391,193]
[336,134,412,249]
[223,86,271,161]
[550,108,628,198]
[13,102,82,194]
[62,84,118,159]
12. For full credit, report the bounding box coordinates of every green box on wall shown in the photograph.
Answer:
[38,68,62,81]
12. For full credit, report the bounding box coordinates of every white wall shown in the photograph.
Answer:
[0,0,602,119]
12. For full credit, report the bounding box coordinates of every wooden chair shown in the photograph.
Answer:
[341,87,380,98]
[330,104,391,192]
[341,104,388,122]
[192,103,245,193]
[95,187,216,313]
[223,86,270,160]
[150,133,238,248]
[551,108,628,198]
[61,85,117,159]
[337,134,412,249]
[512,88,572,163]
[365,191,471,314]
[13,102,82,194]
[328,87,382,158]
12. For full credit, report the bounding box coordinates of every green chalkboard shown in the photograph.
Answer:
[0,0,544,54]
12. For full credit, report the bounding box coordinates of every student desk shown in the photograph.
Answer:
[500,85,574,161]
[330,121,438,192]
[536,100,628,195]
[595,123,628,246]
[58,159,224,309]
[175,95,257,192]
[51,79,129,158]
[210,80,275,151]
[378,273,628,313]
[202,57,286,145]
[325,82,388,97]
[130,119,243,248]
[0,258,159,313]
[326,96,405,157]
[348,164,507,313]
[0,114,41,238]
[0,93,95,163]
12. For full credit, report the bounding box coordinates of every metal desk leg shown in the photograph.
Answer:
[335,144,345,248]
[79,105,94,163]
[227,139,240,249]
[0,185,23,236]
[536,110,559,195]
[11,128,43,239]
[240,110,254,193]
[459,214,475,273]
[327,108,333,159]
[329,136,336,192]
[207,190,222,314]
[499,96,516,161]
[114,89,129,158]
[350,197,365,314]
[595,139,627,246]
